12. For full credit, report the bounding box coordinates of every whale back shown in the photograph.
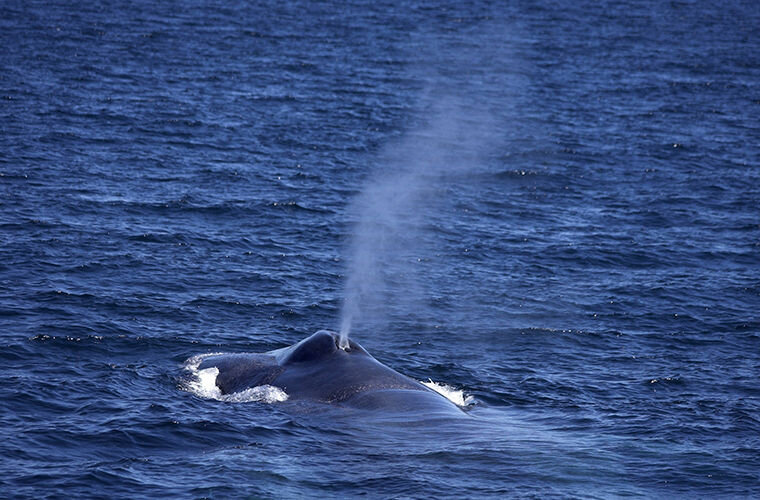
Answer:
[198,353,283,394]
[197,330,462,414]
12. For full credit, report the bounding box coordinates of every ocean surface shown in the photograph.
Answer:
[2,0,759,498]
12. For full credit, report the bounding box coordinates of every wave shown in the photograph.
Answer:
[421,379,475,407]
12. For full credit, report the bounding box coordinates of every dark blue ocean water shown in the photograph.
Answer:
[2,0,759,497]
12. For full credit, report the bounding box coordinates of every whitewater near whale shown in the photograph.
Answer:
[192,330,465,415]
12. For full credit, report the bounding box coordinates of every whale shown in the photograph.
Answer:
[197,330,464,415]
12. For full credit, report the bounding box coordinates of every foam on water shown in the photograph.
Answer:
[182,354,289,403]
[421,379,474,407]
